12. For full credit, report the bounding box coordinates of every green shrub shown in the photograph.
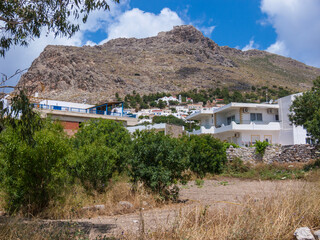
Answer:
[129,131,189,201]
[188,135,227,178]
[0,121,71,215]
[195,179,204,188]
[223,157,251,174]
[255,140,270,156]
[223,142,240,150]
[71,119,131,192]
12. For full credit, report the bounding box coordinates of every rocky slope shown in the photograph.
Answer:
[17,25,320,104]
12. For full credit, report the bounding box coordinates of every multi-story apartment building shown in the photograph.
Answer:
[187,94,307,146]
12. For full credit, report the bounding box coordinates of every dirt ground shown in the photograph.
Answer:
[71,178,306,239]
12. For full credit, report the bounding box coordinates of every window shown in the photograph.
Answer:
[275,114,279,121]
[250,113,263,122]
[227,115,235,125]
[264,135,272,144]
[251,135,260,144]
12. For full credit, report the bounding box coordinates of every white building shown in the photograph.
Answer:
[156,96,179,105]
[0,95,10,110]
[39,100,94,111]
[187,94,307,146]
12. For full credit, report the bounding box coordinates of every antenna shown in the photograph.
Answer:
[266,89,268,103]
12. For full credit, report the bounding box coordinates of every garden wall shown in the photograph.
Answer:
[226,145,319,164]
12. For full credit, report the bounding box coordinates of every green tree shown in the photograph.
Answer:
[232,91,244,102]
[152,115,185,126]
[157,100,166,109]
[0,120,71,215]
[0,0,119,56]
[71,119,131,191]
[187,135,226,178]
[290,77,320,142]
[129,131,189,201]
[150,101,157,107]
[139,102,149,110]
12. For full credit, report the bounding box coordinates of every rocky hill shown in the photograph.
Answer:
[17,25,320,104]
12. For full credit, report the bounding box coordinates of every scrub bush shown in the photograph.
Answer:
[255,140,270,156]
[129,131,189,201]
[0,121,71,215]
[71,119,131,192]
[187,134,227,178]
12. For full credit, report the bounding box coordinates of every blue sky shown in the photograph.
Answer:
[93,0,277,50]
[1,0,320,89]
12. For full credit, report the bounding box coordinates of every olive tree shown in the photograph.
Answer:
[0,0,119,56]
[290,76,320,143]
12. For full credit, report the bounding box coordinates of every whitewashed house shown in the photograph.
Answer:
[156,96,179,105]
[187,94,307,146]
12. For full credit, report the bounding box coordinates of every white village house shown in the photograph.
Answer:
[187,94,308,146]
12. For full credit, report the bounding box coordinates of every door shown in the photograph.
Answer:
[251,135,260,144]
[264,135,272,144]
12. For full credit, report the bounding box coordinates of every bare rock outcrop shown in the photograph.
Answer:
[16,25,320,104]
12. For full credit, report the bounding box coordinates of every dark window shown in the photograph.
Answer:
[227,115,235,125]
[275,114,279,121]
[250,113,263,122]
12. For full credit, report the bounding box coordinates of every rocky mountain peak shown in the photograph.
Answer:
[158,25,210,43]
[16,25,320,104]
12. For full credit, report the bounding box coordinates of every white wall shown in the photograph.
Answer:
[40,100,94,109]
[0,95,9,109]
[215,130,280,146]
[278,93,307,145]
[216,109,239,126]
[242,108,277,123]
[200,115,214,128]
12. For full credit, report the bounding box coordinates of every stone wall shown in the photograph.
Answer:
[226,145,319,164]
[165,124,184,138]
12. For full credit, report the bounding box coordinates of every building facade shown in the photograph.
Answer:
[187,94,307,146]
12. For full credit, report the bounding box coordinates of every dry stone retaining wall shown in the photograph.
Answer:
[226,145,319,164]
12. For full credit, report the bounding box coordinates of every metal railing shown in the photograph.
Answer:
[32,103,137,118]
[221,120,280,127]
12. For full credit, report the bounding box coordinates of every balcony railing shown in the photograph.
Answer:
[221,120,280,127]
[32,103,137,118]
[190,120,281,135]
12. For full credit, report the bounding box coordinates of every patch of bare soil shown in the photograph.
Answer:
[72,178,306,239]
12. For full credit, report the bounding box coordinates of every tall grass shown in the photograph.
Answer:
[0,178,159,220]
[126,180,320,240]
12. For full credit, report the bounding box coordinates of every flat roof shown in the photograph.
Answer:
[213,102,279,114]
[186,102,279,120]
[88,101,123,109]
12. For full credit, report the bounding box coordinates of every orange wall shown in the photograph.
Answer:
[61,121,80,130]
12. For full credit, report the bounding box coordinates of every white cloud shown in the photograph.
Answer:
[198,25,215,37]
[261,0,320,67]
[0,0,129,90]
[100,8,184,43]
[0,2,185,89]
[0,32,82,91]
[242,40,259,51]
[266,40,289,56]
[84,40,97,46]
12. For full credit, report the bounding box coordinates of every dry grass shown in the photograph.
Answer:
[125,180,320,240]
[40,180,160,220]
[0,179,160,220]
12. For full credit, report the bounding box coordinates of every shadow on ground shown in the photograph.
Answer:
[0,215,118,239]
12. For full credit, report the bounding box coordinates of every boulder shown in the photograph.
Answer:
[118,201,133,210]
[313,230,320,240]
[82,204,105,211]
[294,227,315,240]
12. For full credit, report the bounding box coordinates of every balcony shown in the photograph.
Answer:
[32,103,137,118]
[191,121,281,135]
